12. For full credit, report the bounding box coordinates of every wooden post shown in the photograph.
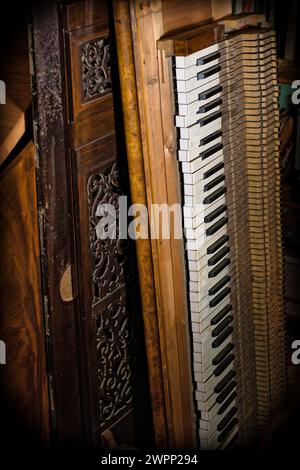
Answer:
[114,0,197,449]
[113,0,168,449]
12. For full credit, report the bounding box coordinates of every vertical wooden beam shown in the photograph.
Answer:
[31,0,83,447]
[113,0,168,449]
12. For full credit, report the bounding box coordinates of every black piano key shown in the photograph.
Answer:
[212,326,233,348]
[196,51,220,66]
[203,187,226,205]
[204,174,225,192]
[207,234,229,254]
[216,381,237,404]
[209,287,231,308]
[200,143,223,161]
[213,353,234,376]
[212,343,234,366]
[218,391,237,415]
[199,84,222,100]
[197,64,221,80]
[209,275,230,296]
[208,257,230,278]
[198,110,222,127]
[217,418,238,443]
[212,315,233,337]
[197,98,222,114]
[208,245,230,266]
[200,130,222,147]
[204,205,227,224]
[211,304,232,325]
[225,432,239,450]
[217,407,238,432]
[206,216,228,236]
[214,370,236,394]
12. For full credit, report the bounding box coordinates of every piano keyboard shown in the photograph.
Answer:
[165,23,285,449]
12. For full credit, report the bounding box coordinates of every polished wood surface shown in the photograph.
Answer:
[0,141,49,444]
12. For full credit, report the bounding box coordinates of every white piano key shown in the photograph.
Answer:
[183,197,226,227]
[200,396,237,423]
[196,390,216,412]
[177,90,222,117]
[200,423,239,449]
[190,285,231,313]
[178,136,222,161]
[196,361,234,395]
[177,71,221,94]
[184,178,225,206]
[191,297,230,327]
[179,116,222,140]
[184,207,226,239]
[176,109,222,132]
[175,58,220,80]
[192,330,232,359]
[179,124,221,150]
[189,268,230,300]
[181,148,223,173]
[199,413,237,441]
[189,268,230,298]
[175,43,219,69]
[177,78,220,105]
[186,228,228,260]
[186,224,227,250]
[188,243,229,272]
[183,153,224,185]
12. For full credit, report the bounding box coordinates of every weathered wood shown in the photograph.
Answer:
[218,13,266,30]
[113,0,168,449]
[31,0,83,446]
[161,0,212,35]
[61,0,153,447]
[211,0,232,20]
[126,0,198,449]
[158,22,224,56]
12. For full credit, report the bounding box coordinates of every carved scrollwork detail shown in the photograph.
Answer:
[87,163,129,307]
[96,294,134,427]
[81,37,112,102]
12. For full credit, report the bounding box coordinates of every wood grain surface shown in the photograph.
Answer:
[0,141,49,444]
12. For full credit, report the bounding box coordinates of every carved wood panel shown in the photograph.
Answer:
[61,0,153,447]
[81,37,112,102]
[87,162,130,305]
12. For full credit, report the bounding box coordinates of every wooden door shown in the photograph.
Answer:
[31,0,153,449]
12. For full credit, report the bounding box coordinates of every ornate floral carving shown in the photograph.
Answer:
[81,37,112,102]
[87,163,129,307]
[96,294,135,427]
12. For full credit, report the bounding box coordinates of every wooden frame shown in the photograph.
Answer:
[31,0,84,446]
